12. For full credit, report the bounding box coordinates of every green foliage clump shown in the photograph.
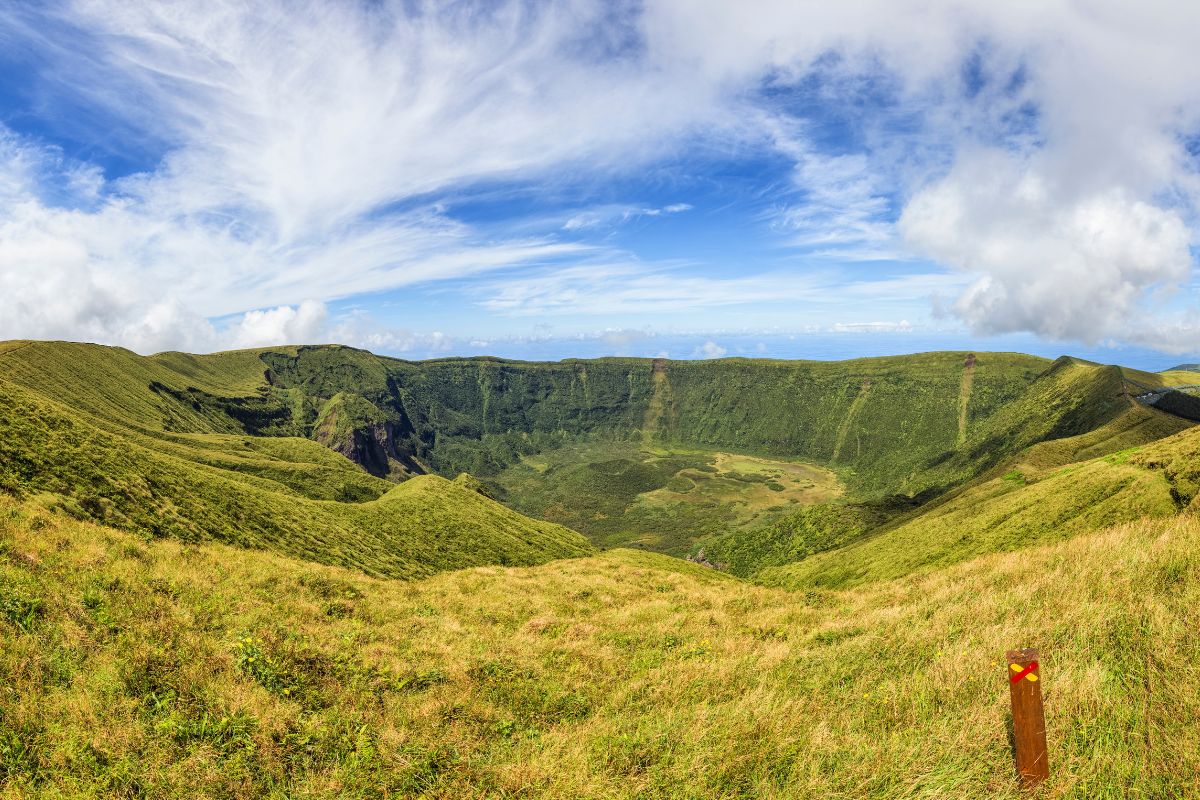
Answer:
[233,636,297,697]
[0,575,43,632]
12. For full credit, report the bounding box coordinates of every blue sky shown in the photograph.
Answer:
[1,1,1199,368]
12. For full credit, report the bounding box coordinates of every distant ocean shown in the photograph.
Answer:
[399,332,1198,373]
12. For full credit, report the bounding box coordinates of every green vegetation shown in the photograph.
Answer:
[1,494,1196,797]
[0,343,591,578]
[0,346,1137,478]
[491,442,842,555]
[2,341,1193,572]
[760,405,1196,590]
[701,502,882,577]
[4,340,1200,794]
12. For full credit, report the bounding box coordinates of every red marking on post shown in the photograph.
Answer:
[1010,660,1038,684]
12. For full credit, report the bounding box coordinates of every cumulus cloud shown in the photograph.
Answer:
[645,0,1200,347]
[230,300,328,349]
[693,340,727,359]
[901,150,1192,342]
[598,328,650,354]
[325,310,458,356]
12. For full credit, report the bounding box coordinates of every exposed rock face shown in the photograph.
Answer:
[312,393,425,479]
[323,420,424,478]
[686,548,723,570]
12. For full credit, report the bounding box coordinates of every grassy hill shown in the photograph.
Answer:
[0,343,592,578]
[2,340,1191,570]
[4,340,1200,795]
[758,417,1193,590]
[701,359,1195,579]
[1,493,1196,797]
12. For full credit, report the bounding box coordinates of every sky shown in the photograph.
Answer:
[2,1,1200,369]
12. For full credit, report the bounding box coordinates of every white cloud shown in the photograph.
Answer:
[1,0,1200,353]
[479,263,833,315]
[763,115,900,259]
[230,300,328,349]
[643,0,1200,349]
[562,202,693,231]
[830,320,913,333]
[693,340,727,359]
[321,310,459,356]
[598,328,650,353]
[900,149,1193,343]
[477,262,965,321]
[0,1,724,351]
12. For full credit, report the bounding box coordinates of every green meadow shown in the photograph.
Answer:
[2,340,1199,796]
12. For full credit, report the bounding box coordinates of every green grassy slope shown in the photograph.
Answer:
[1,495,1196,797]
[0,345,1143,502]
[1,340,1184,572]
[759,404,1196,590]
[909,357,1134,494]
[699,361,1191,579]
[648,351,1049,496]
[0,341,272,429]
[489,443,844,555]
[402,351,1055,497]
[0,345,592,578]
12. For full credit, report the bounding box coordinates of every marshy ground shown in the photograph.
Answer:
[494,442,842,554]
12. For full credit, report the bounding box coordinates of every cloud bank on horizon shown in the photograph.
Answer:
[1,0,1199,356]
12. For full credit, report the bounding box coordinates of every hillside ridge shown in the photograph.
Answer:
[2,339,1195,584]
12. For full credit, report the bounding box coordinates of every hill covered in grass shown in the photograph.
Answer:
[2,341,1053,498]
[1,492,1196,798]
[3,340,1194,571]
[4,340,1200,795]
[759,406,1196,590]
[0,342,592,578]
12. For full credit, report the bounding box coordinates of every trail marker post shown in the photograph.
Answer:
[1006,647,1049,789]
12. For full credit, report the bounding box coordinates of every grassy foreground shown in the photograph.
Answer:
[2,495,1197,798]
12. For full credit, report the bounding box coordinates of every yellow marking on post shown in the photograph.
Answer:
[1010,661,1039,682]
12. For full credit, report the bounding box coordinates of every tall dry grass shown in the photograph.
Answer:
[1,495,1197,798]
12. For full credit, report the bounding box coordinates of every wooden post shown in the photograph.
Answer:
[1007,647,1049,789]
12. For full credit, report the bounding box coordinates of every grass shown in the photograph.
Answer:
[0,364,591,579]
[2,340,1190,577]
[491,442,842,555]
[0,344,1135,496]
[3,340,1200,795]
[1,494,1197,797]
[760,405,1196,590]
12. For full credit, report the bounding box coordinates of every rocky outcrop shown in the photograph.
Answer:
[313,393,425,479]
